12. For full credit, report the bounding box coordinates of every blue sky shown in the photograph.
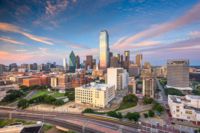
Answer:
[0,0,200,65]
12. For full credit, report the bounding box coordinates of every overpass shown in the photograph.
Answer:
[0,107,140,133]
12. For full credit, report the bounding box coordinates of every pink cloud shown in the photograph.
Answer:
[0,22,53,45]
[113,2,200,49]
[0,37,26,45]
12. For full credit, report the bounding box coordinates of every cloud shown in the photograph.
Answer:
[113,2,200,49]
[189,31,200,38]
[45,0,68,16]
[0,37,26,45]
[0,22,53,45]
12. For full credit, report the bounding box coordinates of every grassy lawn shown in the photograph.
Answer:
[0,119,35,127]
[31,90,66,99]
[31,90,50,99]
[50,92,65,98]
[117,102,137,111]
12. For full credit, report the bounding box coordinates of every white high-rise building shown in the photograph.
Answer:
[99,30,109,69]
[63,57,67,71]
[107,68,129,90]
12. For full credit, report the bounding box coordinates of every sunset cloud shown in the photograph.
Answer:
[113,2,200,49]
[0,22,53,45]
[0,37,26,45]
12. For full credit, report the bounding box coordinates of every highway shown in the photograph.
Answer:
[0,107,141,133]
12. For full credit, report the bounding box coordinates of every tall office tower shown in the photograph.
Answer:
[110,56,120,68]
[32,63,38,70]
[63,57,67,71]
[123,51,130,70]
[142,77,155,98]
[136,54,143,68]
[85,55,93,69]
[0,64,4,75]
[107,68,129,90]
[9,63,17,71]
[69,51,76,72]
[167,59,191,90]
[76,55,80,69]
[117,54,121,61]
[99,30,109,69]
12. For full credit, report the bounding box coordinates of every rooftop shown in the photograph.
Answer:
[80,82,113,90]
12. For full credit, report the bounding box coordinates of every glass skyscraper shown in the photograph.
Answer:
[69,51,76,72]
[99,30,109,69]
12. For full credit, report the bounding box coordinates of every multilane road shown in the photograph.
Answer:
[0,107,141,133]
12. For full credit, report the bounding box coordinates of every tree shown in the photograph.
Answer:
[1,90,24,103]
[143,113,148,118]
[123,94,138,103]
[107,111,123,119]
[125,112,140,121]
[54,99,64,106]
[164,88,184,96]
[148,110,155,117]
[82,108,94,113]
[143,97,154,105]
[18,99,29,109]
[153,102,165,113]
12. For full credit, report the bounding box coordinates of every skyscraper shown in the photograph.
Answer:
[99,30,109,69]
[76,55,80,69]
[85,55,93,69]
[167,59,191,90]
[63,57,67,71]
[136,54,143,68]
[124,51,130,70]
[0,64,4,75]
[142,77,155,98]
[69,51,76,72]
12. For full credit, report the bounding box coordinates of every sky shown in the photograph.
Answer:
[0,0,200,66]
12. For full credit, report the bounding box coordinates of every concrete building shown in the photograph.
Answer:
[58,74,71,90]
[128,64,140,77]
[107,68,129,90]
[123,51,130,70]
[0,64,4,75]
[85,55,93,69]
[99,30,109,69]
[168,95,200,122]
[135,54,143,68]
[110,56,120,68]
[51,77,58,88]
[63,57,67,71]
[142,77,155,98]
[167,59,191,90]
[129,77,136,94]
[75,82,115,108]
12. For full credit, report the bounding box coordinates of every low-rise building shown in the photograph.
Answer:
[23,78,41,87]
[168,95,200,122]
[75,82,115,108]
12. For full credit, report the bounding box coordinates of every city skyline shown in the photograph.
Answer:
[0,0,200,65]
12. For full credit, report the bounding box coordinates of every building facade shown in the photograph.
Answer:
[75,83,115,108]
[167,59,191,90]
[69,51,76,72]
[99,30,109,69]
[168,95,200,122]
[135,54,143,68]
[142,77,155,98]
[107,68,129,90]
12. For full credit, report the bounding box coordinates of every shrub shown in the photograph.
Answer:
[143,97,154,105]
[125,112,140,121]
[107,111,123,119]
[148,110,155,117]
[82,108,94,113]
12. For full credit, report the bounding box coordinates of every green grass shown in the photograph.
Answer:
[42,124,53,131]
[116,102,137,111]
[0,119,35,127]
[31,90,66,99]
[31,90,50,99]
[50,92,65,98]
